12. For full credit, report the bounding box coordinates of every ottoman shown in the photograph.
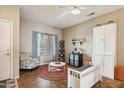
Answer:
[114,65,124,81]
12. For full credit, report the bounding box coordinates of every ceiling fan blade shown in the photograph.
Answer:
[58,10,69,19]
[58,6,75,10]
[58,6,73,8]
[58,6,67,8]
[79,7,88,10]
[67,6,76,9]
[55,10,69,21]
[81,6,96,10]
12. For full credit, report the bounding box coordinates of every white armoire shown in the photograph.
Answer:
[92,23,117,79]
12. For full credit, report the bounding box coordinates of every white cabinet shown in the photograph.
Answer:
[92,23,117,79]
[68,65,102,88]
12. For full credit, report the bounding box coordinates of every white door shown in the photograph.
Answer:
[0,20,12,81]
[93,26,104,54]
[92,55,104,75]
[104,23,116,54]
[103,55,115,79]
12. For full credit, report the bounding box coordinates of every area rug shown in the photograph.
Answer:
[0,79,17,88]
[37,65,67,81]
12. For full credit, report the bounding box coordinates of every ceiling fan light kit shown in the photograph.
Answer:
[71,8,81,15]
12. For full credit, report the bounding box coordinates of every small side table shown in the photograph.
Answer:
[48,62,66,72]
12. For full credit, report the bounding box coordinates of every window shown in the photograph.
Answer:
[32,31,58,60]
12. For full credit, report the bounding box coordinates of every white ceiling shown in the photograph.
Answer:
[19,5,123,29]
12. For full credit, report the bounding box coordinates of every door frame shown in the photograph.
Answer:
[0,19,13,79]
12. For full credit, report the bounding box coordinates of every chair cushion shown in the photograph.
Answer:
[114,65,124,81]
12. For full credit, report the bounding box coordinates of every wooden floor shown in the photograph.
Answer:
[18,66,124,88]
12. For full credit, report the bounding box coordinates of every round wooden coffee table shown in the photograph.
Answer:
[48,62,66,72]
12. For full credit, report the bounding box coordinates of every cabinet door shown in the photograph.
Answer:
[93,26,104,54]
[103,55,115,79]
[92,55,104,65]
[92,55,104,74]
[81,71,96,88]
[104,23,116,54]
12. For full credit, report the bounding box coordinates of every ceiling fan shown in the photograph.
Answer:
[58,5,88,16]
[55,5,96,22]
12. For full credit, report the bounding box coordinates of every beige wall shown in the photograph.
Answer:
[63,7,124,66]
[20,20,63,53]
[0,6,20,77]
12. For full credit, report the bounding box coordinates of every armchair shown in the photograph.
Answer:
[20,52,39,69]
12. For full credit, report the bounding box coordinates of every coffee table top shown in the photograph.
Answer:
[49,62,65,67]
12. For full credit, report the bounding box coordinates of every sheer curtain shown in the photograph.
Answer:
[32,31,58,65]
